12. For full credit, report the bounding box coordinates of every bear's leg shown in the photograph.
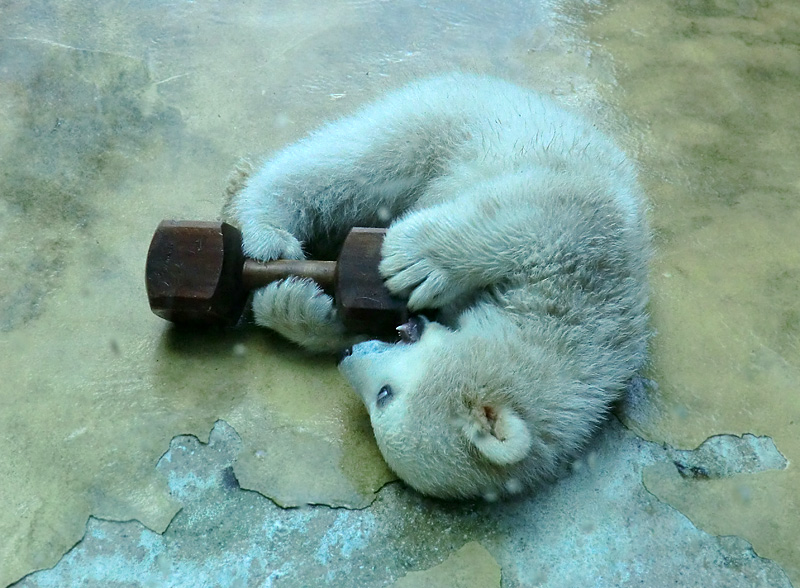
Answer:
[380,171,636,310]
[251,277,362,353]
[230,83,476,262]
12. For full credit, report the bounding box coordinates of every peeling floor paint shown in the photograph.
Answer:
[11,419,793,587]
[667,433,787,480]
[390,542,502,588]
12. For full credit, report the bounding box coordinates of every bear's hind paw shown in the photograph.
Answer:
[252,278,348,352]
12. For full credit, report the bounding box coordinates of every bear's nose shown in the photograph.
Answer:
[337,346,353,363]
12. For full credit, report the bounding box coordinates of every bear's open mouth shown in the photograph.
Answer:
[396,316,425,343]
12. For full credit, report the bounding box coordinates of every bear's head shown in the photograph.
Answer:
[338,318,535,500]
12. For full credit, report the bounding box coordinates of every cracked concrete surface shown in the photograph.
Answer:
[667,433,787,480]
[1,0,798,585]
[11,419,793,587]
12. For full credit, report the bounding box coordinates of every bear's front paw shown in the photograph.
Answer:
[380,218,469,310]
[242,225,304,262]
[252,278,346,352]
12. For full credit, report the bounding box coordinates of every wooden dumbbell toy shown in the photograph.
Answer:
[145,220,407,336]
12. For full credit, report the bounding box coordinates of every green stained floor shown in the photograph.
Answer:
[585,0,800,579]
[1,0,798,586]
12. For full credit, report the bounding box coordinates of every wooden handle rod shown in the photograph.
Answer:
[241,259,336,291]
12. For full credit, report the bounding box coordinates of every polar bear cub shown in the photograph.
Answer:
[228,73,650,500]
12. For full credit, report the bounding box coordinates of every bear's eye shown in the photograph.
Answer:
[376,385,394,408]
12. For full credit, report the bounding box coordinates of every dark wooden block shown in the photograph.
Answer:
[146,220,246,325]
[335,228,408,335]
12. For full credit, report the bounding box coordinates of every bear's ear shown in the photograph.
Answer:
[461,402,532,465]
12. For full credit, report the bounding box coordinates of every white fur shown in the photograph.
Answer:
[227,74,651,499]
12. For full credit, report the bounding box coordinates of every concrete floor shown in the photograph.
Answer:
[12,414,792,587]
[1,0,798,586]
